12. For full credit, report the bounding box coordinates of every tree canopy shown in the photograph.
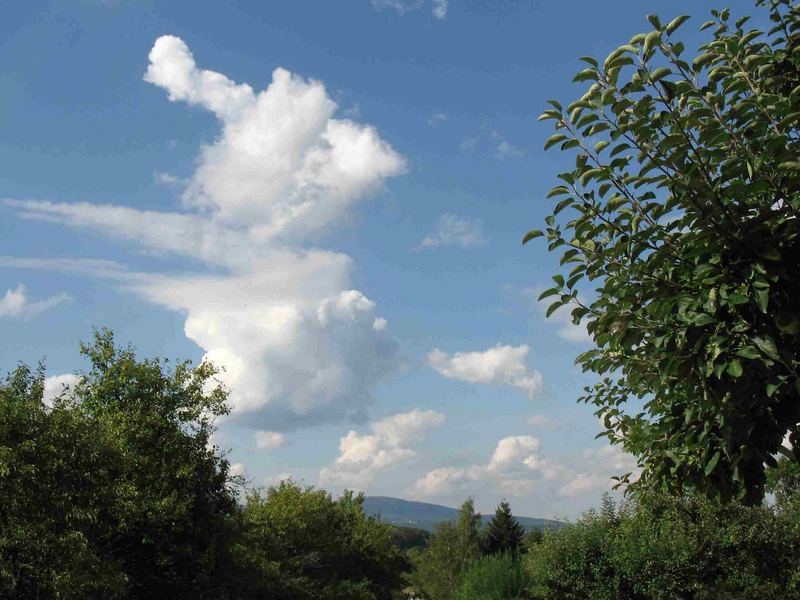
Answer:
[0,330,409,599]
[526,0,800,504]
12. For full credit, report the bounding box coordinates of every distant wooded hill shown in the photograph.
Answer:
[362,496,562,532]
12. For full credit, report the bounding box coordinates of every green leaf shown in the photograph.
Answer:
[643,31,661,56]
[538,287,560,301]
[693,52,716,71]
[766,382,780,398]
[727,359,743,378]
[727,293,748,305]
[650,67,672,81]
[545,133,568,151]
[735,347,760,360]
[705,451,721,475]
[580,169,603,186]
[754,288,768,313]
[753,336,779,361]
[522,230,544,245]
[573,68,599,82]
[647,14,662,30]
[594,140,609,153]
[665,15,690,35]
[546,301,564,318]
[755,245,781,261]
[546,186,570,199]
[693,313,715,326]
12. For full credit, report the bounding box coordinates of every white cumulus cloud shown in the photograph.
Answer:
[145,35,405,240]
[42,373,81,406]
[410,434,558,498]
[428,344,544,398]
[319,409,445,490]
[255,431,287,449]
[0,283,70,319]
[3,35,406,432]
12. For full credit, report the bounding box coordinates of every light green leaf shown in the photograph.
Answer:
[665,15,690,35]
[522,230,544,245]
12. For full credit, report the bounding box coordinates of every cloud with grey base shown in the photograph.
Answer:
[3,35,406,433]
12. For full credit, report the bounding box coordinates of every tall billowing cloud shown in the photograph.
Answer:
[144,35,405,240]
[3,35,406,432]
[428,344,543,399]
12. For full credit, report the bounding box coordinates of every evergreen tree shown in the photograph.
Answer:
[483,501,525,556]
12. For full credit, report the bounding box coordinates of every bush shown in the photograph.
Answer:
[454,553,531,600]
[525,494,800,599]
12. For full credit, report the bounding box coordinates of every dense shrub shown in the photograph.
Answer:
[453,553,531,600]
[526,494,800,599]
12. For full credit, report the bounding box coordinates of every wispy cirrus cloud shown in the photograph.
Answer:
[0,283,71,319]
[416,213,487,250]
[371,0,447,20]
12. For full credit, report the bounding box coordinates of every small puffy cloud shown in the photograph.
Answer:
[255,431,287,449]
[154,171,185,186]
[427,112,447,126]
[428,344,543,399]
[528,414,557,430]
[371,0,423,15]
[416,214,487,250]
[460,129,524,159]
[372,0,446,20]
[410,434,558,498]
[42,373,81,406]
[319,409,445,490]
[0,284,70,319]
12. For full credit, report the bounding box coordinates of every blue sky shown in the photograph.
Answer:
[1,0,761,519]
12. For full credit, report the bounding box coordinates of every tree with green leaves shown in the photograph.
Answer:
[525,492,800,599]
[409,498,483,600]
[454,497,483,569]
[483,501,525,556]
[525,0,800,504]
[0,329,239,599]
[233,480,408,599]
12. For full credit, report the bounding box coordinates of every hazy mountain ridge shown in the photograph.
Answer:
[363,496,561,532]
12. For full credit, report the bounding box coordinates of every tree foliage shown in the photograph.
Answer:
[526,0,800,503]
[525,493,800,599]
[409,498,483,600]
[483,500,526,556]
[453,553,531,600]
[0,330,410,599]
[232,481,408,600]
